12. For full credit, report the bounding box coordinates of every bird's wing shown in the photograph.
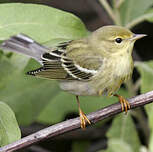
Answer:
[27,40,103,81]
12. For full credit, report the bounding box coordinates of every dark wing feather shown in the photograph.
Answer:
[27,50,69,79]
[27,48,96,80]
[61,55,95,80]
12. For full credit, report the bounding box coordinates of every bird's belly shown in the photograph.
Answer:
[59,80,98,96]
[59,76,123,96]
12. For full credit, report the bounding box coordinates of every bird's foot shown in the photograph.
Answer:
[114,94,130,113]
[79,109,91,129]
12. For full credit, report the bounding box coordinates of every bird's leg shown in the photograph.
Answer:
[114,94,131,113]
[76,96,91,129]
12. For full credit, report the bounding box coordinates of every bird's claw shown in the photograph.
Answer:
[79,109,91,129]
[114,94,131,114]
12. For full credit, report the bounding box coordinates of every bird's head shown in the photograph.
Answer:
[89,25,146,56]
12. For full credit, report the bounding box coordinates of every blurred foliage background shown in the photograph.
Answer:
[0,0,153,152]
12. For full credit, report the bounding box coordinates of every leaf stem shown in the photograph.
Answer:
[126,79,136,97]
[133,78,141,93]
[112,1,122,26]
[99,0,119,25]
[126,12,153,29]
[114,0,125,8]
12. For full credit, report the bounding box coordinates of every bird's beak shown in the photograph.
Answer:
[130,34,147,41]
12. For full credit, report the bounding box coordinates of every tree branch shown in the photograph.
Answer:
[0,90,153,152]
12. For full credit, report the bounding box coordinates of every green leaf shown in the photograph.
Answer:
[72,141,90,152]
[139,146,149,152]
[0,101,21,146]
[149,135,153,152]
[136,61,153,152]
[0,3,88,42]
[0,3,89,125]
[0,56,60,125]
[146,9,153,22]
[136,61,153,93]
[99,139,133,152]
[104,114,141,152]
[118,0,153,28]
[37,88,129,124]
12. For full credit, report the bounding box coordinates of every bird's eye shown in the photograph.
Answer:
[115,38,122,43]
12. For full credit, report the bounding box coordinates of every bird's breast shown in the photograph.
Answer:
[113,55,133,78]
[91,55,134,96]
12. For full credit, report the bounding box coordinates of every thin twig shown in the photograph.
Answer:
[86,0,113,25]
[0,90,153,152]
[112,0,122,26]
[99,0,118,25]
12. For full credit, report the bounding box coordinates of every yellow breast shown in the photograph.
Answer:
[92,54,134,96]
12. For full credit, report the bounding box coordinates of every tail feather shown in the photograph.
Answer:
[0,34,48,62]
[27,67,44,76]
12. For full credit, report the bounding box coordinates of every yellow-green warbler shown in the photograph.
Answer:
[0,25,146,128]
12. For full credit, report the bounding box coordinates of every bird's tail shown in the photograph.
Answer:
[0,34,48,62]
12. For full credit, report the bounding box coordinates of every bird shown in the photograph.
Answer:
[0,25,146,129]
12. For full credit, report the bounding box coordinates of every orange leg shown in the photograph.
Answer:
[114,94,131,113]
[76,96,91,129]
